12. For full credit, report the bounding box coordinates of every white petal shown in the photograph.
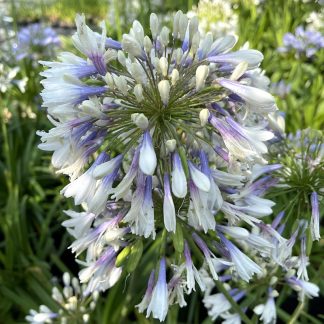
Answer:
[93,156,121,179]
[219,225,250,239]
[218,78,275,109]
[171,162,187,198]
[208,35,238,55]
[189,163,210,192]
[163,197,176,232]
[210,50,263,67]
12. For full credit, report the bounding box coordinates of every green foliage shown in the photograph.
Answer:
[0,56,72,321]
[235,0,324,131]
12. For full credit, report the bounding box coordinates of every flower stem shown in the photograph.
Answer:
[288,301,304,324]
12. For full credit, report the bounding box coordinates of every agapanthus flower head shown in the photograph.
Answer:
[270,129,323,240]
[26,272,98,323]
[278,26,324,58]
[187,0,238,38]
[13,23,60,60]
[199,207,320,323]
[38,11,283,321]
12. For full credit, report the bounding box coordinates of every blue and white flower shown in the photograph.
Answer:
[37,11,297,322]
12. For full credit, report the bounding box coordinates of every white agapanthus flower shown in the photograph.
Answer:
[188,0,238,38]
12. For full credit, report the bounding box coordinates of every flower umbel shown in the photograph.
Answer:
[270,129,323,240]
[38,11,292,322]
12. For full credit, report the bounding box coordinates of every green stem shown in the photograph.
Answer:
[159,229,167,257]
[187,0,193,11]
[113,0,122,40]
[300,311,322,324]
[288,301,304,324]
[214,280,253,324]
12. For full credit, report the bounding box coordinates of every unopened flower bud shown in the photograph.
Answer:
[191,32,200,54]
[132,20,144,45]
[117,51,126,66]
[63,272,71,286]
[63,286,72,298]
[130,62,145,83]
[144,36,152,53]
[92,291,99,301]
[113,75,128,95]
[166,139,176,153]
[90,301,96,310]
[159,57,168,77]
[179,13,188,41]
[175,48,183,65]
[160,26,170,47]
[52,287,63,303]
[104,72,114,87]
[150,13,159,40]
[134,84,144,102]
[253,304,264,315]
[104,49,117,63]
[189,16,199,43]
[171,69,179,85]
[71,277,80,291]
[286,269,296,278]
[173,11,182,38]
[271,290,279,298]
[270,276,278,285]
[152,56,160,70]
[122,34,142,57]
[158,80,170,105]
[68,296,78,310]
[196,65,209,91]
[199,108,210,126]
[131,113,149,130]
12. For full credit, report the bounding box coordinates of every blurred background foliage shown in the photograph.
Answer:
[0,0,323,322]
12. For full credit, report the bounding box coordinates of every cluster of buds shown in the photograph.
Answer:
[26,272,98,323]
[13,23,60,61]
[187,0,238,38]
